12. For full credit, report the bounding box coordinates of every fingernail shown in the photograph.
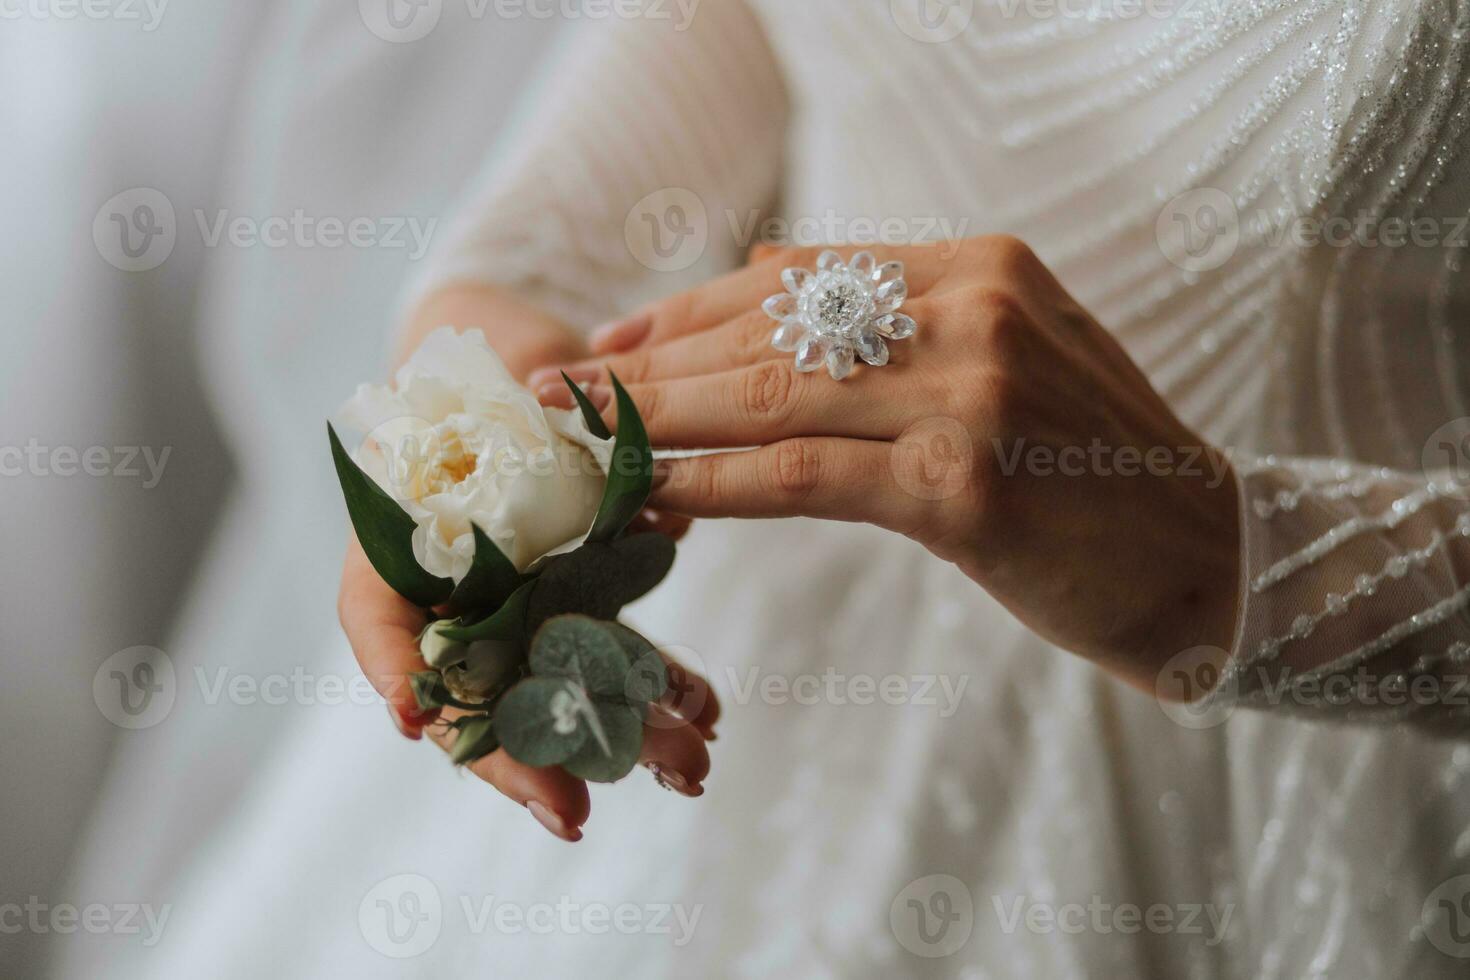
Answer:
[650,459,672,492]
[647,762,704,798]
[536,383,574,409]
[584,384,613,412]
[527,800,583,842]
[589,312,652,353]
[387,702,423,741]
[529,364,602,391]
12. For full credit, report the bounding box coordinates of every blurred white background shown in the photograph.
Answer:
[0,4,563,972]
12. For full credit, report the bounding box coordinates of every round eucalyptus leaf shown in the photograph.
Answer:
[605,623,668,704]
[560,699,645,783]
[529,616,634,700]
[494,677,591,767]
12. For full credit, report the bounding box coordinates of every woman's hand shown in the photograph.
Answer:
[336,284,714,842]
[529,238,1241,692]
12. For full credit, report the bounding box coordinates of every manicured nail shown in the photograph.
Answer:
[589,313,652,354]
[387,703,423,741]
[536,383,574,409]
[527,800,582,842]
[584,384,613,412]
[647,762,704,798]
[528,364,600,390]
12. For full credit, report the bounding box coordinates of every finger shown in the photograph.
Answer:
[616,364,911,448]
[651,437,935,537]
[338,539,439,738]
[588,311,654,355]
[639,705,711,797]
[637,245,953,348]
[628,508,693,541]
[542,310,783,388]
[660,653,720,737]
[427,716,591,842]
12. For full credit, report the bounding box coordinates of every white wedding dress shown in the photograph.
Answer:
[55,1,1470,977]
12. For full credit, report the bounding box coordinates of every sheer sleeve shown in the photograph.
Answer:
[1213,454,1470,731]
[402,0,788,330]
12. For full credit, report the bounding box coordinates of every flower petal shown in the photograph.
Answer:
[874,260,904,286]
[879,313,917,340]
[817,249,842,272]
[849,251,876,278]
[771,318,806,352]
[782,267,811,294]
[825,344,856,380]
[856,332,889,366]
[794,335,827,373]
[763,293,798,320]
[874,279,908,315]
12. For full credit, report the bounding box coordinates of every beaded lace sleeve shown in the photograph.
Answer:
[1213,454,1470,729]
[402,0,788,330]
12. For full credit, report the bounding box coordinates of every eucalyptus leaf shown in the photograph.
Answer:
[494,677,590,767]
[605,623,668,705]
[439,580,535,643]
[526,533,675,629]
[528,616,634,700]
[447,524,522,615]
[449,714,502,766]
[586,372,653,543]
[327,422,453,608]
[562,372,612,440]
[561,699,644,783]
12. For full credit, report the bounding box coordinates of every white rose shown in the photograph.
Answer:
[339,327,612,578]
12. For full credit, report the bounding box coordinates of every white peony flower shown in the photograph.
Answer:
[339,326,612,578]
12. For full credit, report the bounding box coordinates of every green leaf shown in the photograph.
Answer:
[605,623,668,704]
[562,372,612,440]
[528,616,634,700]
[409,670,482,712]
[327,422,453,608]
[526,533,676,630]
[449,714,501,766]
[447,524,522,615]
[494,677,590,767]
[561,699,644,783]
[586,372,653,543]
[439,580,535,643]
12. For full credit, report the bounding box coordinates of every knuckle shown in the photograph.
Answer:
[612,347,653,384]
[980,233,1040,272]
[734,312,775,361]
[740,359,796,422]
[770,439,823,499]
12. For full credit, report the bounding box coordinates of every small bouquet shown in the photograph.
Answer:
[328,327,673,782]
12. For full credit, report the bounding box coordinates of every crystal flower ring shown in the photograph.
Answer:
[762,249,917,380]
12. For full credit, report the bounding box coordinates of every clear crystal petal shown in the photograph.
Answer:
[825,343,856,380]
[817,249,842,272]
[856,331,889,366]
[849,251,876,277]
[794,335,827,372]
[771,318,805,351]
[874,260,904,286]
[763,293,797,320]
[782,267,811,294]
[882,313,917,340]
[874,279,909,314]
